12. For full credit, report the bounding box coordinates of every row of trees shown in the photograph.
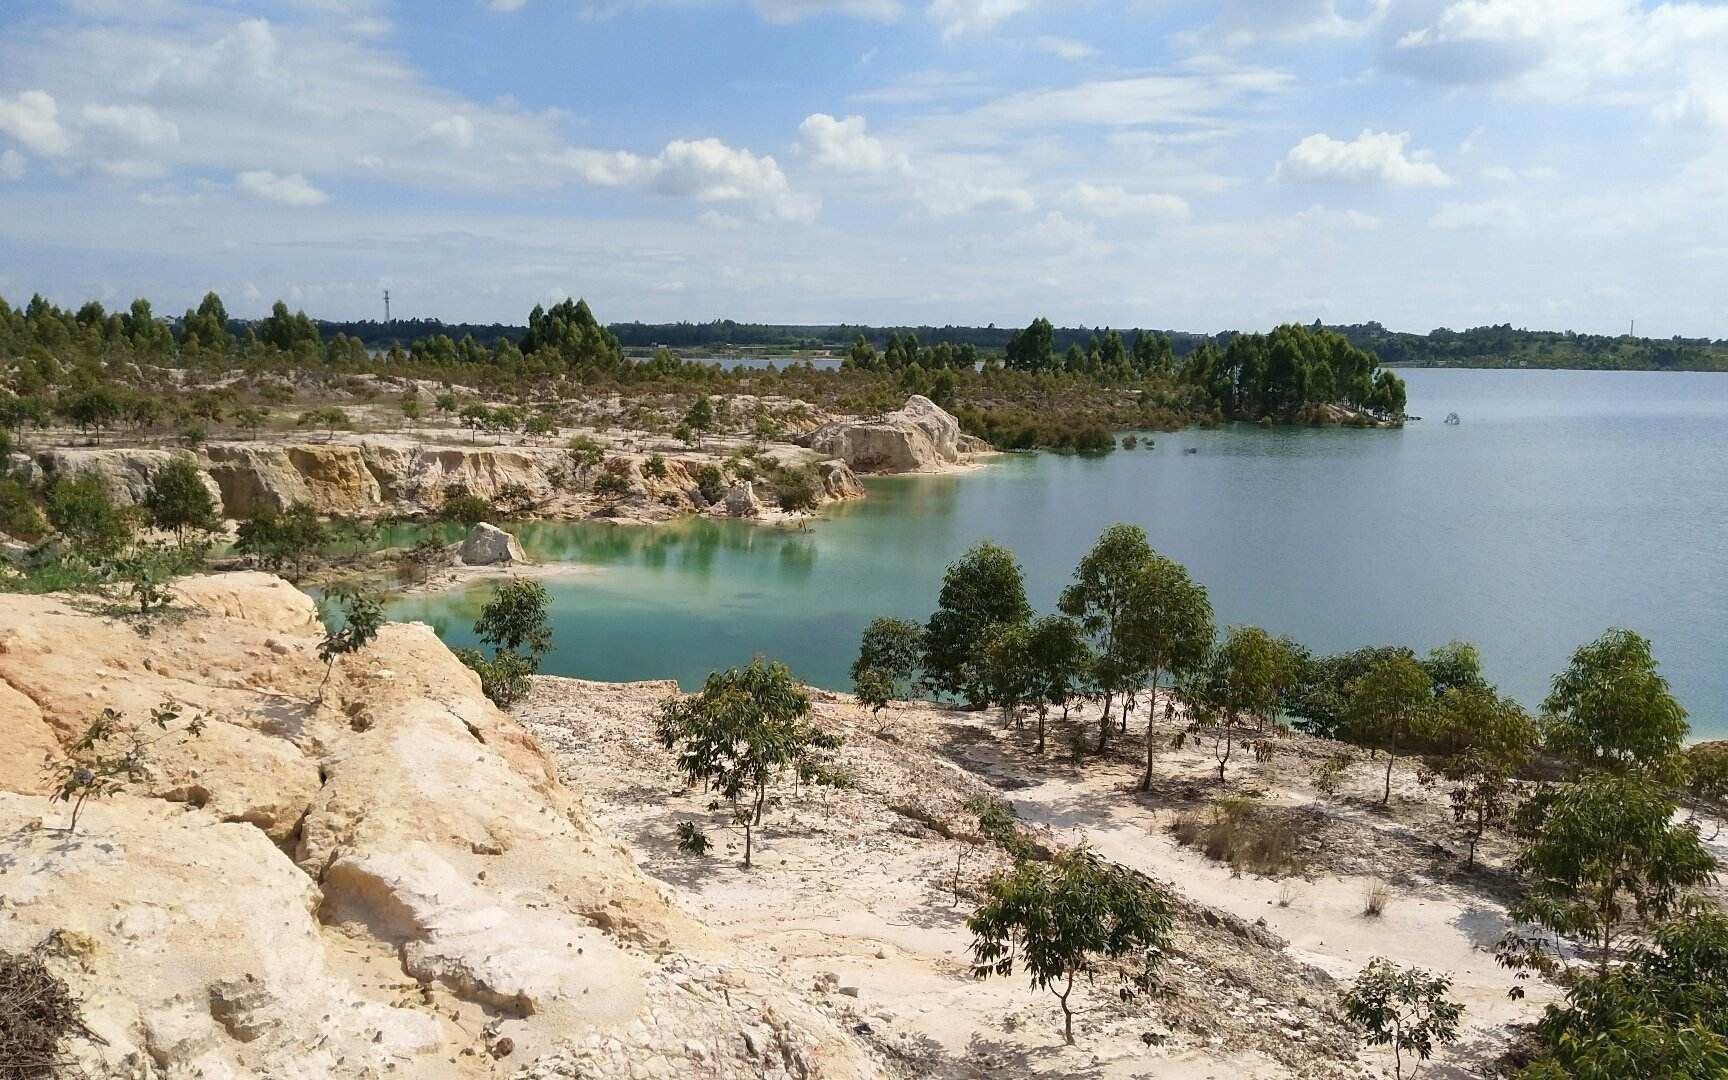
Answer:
[850,526,1725,1073]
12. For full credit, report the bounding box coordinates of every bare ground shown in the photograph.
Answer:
[519,679,1559,1079]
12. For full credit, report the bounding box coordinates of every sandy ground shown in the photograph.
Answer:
[520,679,1563,1079]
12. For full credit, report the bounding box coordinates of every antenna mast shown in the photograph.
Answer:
[383,289,391,323]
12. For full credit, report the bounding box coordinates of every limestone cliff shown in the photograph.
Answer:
[797,396,978,474]
[0,573,887,1078]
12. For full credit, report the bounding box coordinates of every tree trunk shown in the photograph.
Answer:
[1036,705,1047,753]
[1059,970,1076,1045]
[1381,732,1398,806]
[1096,692,1113,753]
[743,821,753,868]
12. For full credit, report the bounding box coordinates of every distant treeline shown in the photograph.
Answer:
[317,316,1728,371]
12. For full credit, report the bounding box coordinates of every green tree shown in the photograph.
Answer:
[1347,653,1434,806]
[0,474,47,541]
[1059,524,1154,752]
[1004,316,1056,373]
[683,395,715,445]
[923,542,1032,707]
[1542,628,1687,780]
[1506,773,1717,974]
[232,406,268,440]
[297,406,349,440]
[1025,615,1093,754]
[1341,958,1465,1079]
[474,578,553,663]
[774,467,820,527]
[46,472,131,557]
[969,848,1172,1045]
[233,502,328,580]
[318,586,384,696]
[1122,556,1214,790]
[979,620,1035,730]
[850,616,923,713]
[1431,684,1537,867]
[60,385,123,445]
[1514,911,1728,1079]
[142,457,218,547]
[655,658,819,868]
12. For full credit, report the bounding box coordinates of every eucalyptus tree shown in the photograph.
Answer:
[1025,615,1092,753]
[1119,555,1214,791]
[980,621,1035,731]
[1431,684,1537,866]
[1058,523,1155,753]
[1347,652,1434,806]
[850,616,924,721]
[923,542,1031,707]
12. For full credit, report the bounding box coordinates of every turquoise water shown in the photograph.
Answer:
[384,369,1728,738]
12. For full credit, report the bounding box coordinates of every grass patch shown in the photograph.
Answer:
[1170,796,1307,878]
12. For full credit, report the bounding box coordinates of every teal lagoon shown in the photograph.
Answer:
[382,368,1728,739]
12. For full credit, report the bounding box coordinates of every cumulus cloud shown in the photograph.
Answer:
[1064,182,1191,222]
[1028,36,1097,61]
[81,103,179,146]
[236,169,330,205]
[1277,129,1452,188]
[550,138,816,222]
[424,114,475,148]
[0,90,72,156]
[0,149,24,180]
[1210,0,1373,44]
[797,113,910,174]
[971,70,1292,131]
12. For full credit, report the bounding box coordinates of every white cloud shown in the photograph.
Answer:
[1277,129,1452,188]
[753,0,902,22]
[424,114,475,148]
[236,169,330,205]
[1029,36,1097,61]
[1064,182,1191,222]
[797,113,910,174]
[0,149,23,180]
[0,90,72,156]
[550,138,816,222]
[971,70,1292,131]
[81,103,179,146]
[1210,0,1374,44]
[929,0,1029,38]
[911,171,1034,216]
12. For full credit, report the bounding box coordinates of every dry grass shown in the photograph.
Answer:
[1,946,90,1079]
[1361,878,1392,918]
[1170,796,1307,879]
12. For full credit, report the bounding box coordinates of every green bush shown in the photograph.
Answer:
[46,472,131,557]
[0,475,47,541]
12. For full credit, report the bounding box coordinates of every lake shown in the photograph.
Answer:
[383,369,1728,739]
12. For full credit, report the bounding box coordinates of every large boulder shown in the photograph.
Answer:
[722,481,762,517]
[33,448,223,514]
[797,395,970,473]
[815,459,864,500]
[459,522,528,565]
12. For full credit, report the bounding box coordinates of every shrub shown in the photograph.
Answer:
[441,491,495,526]
[0,476,47,542]
[694,464,726,505]
[1342,958,1464,1079]
[1362,878,1392,917]
[566,436,604,470]
[46,472,131,557]
[644,454,668,480]
[47,699,207,832]
[1169,797,1306,878]
[676,821,712,856]
[592,470,631,500]
[456,647,535,708]
[234,502,327,580]
[142,457,218,546]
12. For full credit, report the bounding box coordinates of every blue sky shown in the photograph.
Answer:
[1,0,1725,335]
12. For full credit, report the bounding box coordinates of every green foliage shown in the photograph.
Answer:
[592,469,632,501]
[774,467,820,521]
[922,541,1031,707]
[643,454,668,480]
[1513,911,1728,1079]
[969,847,1173,1045]
[979,620,1035,730]
[455,647,535,709]
[675,820,712,856]
[46,699,207,833]
[851,616,924,714]
[0,474,47,541]
[296,406,350,438]
[1430,684,1537,866]
[317,586,384,693]
[234,501,328,580]
[1024,614,1093,753]
[475,579,553,662]
[142,457,218,544]
[693,464,726,505]
[1542,628,1688,780]
[1119,554,1213,786]
[45,472,132,557]
[440,488,495,525]
[682,395,715,443]
[1504,773,1717,974]
[1346,652,1435,805]
[566,436,605,470]
[1341,958,1465,1079]
[655,658,819,867]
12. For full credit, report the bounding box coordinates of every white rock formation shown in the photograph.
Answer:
[722,481,762,517]
[797,395,973,473]
[459,522,529,565]
[33,448,224,513]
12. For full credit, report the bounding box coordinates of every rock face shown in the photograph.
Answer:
[460,522,528,565]
[33,447,225,514]
[0,573,884,1079]
[722,481,762,517]
[798,395,973,473]
[815,459,864,500]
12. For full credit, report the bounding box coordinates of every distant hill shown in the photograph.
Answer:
[312,317,1728,371]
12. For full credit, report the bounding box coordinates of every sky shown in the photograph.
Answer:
[1,0,1726,336]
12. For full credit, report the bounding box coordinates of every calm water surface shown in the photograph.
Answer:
[384,369,1728,738]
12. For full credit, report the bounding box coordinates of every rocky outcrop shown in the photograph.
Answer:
[797,395,974,473]
[815,459,864,500]
[460,522,528,565]
[0,573,885,1078]
[722,482,762,517]
[32,447,224,513]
